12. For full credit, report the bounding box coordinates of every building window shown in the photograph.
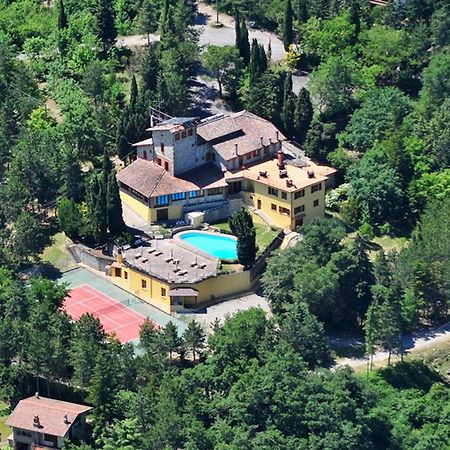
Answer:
[157,158,162,166]
[143,150,147,160]
[294,189,305,199]
[187,128,193,136]
[313,199,319,207]
[174,132,180,141]
[124,271,128,280]
[208,187,222,196]
[164,161,169,171]
[311,183,322,193]
[171,192,186,201]
[181,130,187,138]
[268,187,278,197]
[246,152,252,160]
[279,206,290,215]
[294,205,305,214]
[141,279,147,289]
[189,190,203,198]
[156,195,169,206]
[281,191,287,200]
[271,203,277,211]
[161,143,165,153]
[252,149,260,158]
[161,287,166,297]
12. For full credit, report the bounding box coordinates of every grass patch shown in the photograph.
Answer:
[0,401,11,444]
[372,235,409,253]
[404,338,450,378]
[209,216,278,253]
[40,232,77,272]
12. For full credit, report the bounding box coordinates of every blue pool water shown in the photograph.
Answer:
[179,232,238,260]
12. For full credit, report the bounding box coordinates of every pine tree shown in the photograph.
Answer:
[304,118,323,157]
[107,169,126,236]
[182,320,206,363]
[161,321,181,360]
[93,0,116,54]
[294,87,313,143]
[283,0,294,51]
[349,1,361,44]
[87,350,119,432]
[57,0,68,30]
[249,40,267,83]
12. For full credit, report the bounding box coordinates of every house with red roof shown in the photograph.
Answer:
[6,394,91,450]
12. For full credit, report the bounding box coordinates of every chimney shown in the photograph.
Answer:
[63,414,69,424]
[276,131,279,141]
[235,143,238,156]
[117,249,123,264]
[277,150,284,169]
[33,415,40,428]
[35,392,39,399]
[269,137,272,144]
[260,136,264,147]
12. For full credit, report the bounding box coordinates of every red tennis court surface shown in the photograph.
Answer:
[64,284,148,343]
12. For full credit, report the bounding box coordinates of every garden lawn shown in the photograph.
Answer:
[0,402,10,445]
[41,232,77,272]
[210,216,278,253]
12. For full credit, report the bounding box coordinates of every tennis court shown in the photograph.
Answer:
[64,284,150,343]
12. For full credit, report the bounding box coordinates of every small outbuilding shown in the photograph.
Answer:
[6,394,91,450]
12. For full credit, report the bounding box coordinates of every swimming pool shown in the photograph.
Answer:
[178,231,238,260]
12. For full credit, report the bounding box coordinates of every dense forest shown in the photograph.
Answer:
[0,0,449,448]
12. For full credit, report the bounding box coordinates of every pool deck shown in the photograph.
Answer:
[60,267,187,333]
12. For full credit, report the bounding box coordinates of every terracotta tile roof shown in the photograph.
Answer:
[7,396,91,437]
[226,158,329,192]
[117,159,197,198]
[116,160,227,198]
[197,111,286,161]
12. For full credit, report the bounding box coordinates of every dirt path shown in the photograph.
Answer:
[337,321,450,370]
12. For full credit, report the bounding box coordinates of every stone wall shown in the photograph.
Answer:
[66,244,114,273]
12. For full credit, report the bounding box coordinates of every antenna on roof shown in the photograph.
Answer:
[35,392,39,399]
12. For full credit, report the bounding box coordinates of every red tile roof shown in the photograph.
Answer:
[117,160,226,198]
[6,396,91,437]
[197,111,286,161]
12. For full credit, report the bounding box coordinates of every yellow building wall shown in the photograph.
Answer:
[112,265,172,314]
[292,182,325,227]
[246,181,293,229]
[120,191,150,222]
[186,270,252,305]
[110,264,252,314]
[149,204,184,222]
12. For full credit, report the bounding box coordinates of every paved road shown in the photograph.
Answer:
[336,320,450,369]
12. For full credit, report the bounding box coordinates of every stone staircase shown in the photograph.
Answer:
[248,206,276,227]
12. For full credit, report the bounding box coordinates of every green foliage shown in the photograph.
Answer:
[282,0,293,51]
[182,320,206,363]
[57,198,84,240]
[229,208,257,268]
[202,45,242,98]
[341,87,411,152]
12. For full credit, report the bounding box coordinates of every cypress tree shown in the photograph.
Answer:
[258,42,268,73]
[349,2,361,44]
[57,0,68,30]
[283,72,293,102]
[87,175,107,244]
[294,87,313,143]
[234,8,241,49]
[240,19,250,66]
[101,149,112,191]
[282,94,296,137]
[130,75,138,108]
[298,0,308,23]
[229,208,257,268]
[93,0,117,53]
[283,0,293,51]
[107,169,126,236]
[141,42,160,95]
